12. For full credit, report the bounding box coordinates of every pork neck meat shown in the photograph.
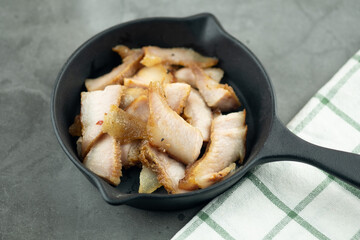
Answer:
[124,64,173,89]
[183,89,212,141]
[175,67,223,88]
[179,111,247,190]
[83,134,122,186]
[164,83,191,114]
[147,82,203,165]
[192,65,240,112]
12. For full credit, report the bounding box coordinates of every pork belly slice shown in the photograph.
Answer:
[140,141,186,194]
[179,111,247,190]
[121,140,142,169]
[192,65,240,112]
[175,67,223,88]
[125,95,150,122]
[124,64,173,89]
[80,85,123,158]
[141,46,218,68]
[85,49,144,91]
[83,134,122,186]
[147,82,203,165]
[120,87,147,109]
[183,89,212,141]
[164,83,191,114]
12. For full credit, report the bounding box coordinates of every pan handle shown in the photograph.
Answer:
[256,116,360,188]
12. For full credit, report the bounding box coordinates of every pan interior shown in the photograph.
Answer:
[53,15,275,197]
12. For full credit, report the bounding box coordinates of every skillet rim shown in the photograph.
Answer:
[51,12,277,205]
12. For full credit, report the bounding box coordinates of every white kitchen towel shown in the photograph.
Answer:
[172,51,360,240]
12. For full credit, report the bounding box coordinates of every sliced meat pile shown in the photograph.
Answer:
[70,45,247,193]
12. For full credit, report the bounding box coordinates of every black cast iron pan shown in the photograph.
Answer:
[51,13,360,210]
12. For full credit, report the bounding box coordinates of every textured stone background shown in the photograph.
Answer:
[1,0,360,239]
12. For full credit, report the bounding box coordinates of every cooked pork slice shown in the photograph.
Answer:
[141,46,218,68]
[174,68,197,88]
[80,85,123,157]
[125,83,191,120]
[121,140,142,168]
[179,111,247,190]
[123,78,149,89]
[175,67,223,88]
[85,49,144,91]
[124,64,173,89]
[125,95,150,122]
[119,87,147,109]
[192,65,240,112]
[140,141,186,194]
[147,82,203,165]
[164,83,191,114]
[103,105,147,144]
[83,134,122,186]
[112,45,133,59]
[204,68,224,82]
[183,89,212,141]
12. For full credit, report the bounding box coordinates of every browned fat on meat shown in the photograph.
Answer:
[121,140,142,169]
[140,46,218,68]
[139,141,187,194]
[125,95,150,122]
[147,82,203,165]
[183,89,212,142]
[123,64,174,89]
[192,65,240,112]
[83,134,122,186]
[179,111,247,190]
[119,87,147,109]
[80,85,123,158]
[85,49,144,91]
[175,67,223,88]
[102,105,147,144]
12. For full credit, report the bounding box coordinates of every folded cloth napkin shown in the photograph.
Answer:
[172,51,360,240]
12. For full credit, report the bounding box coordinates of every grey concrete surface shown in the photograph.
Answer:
[1,0,360,239]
